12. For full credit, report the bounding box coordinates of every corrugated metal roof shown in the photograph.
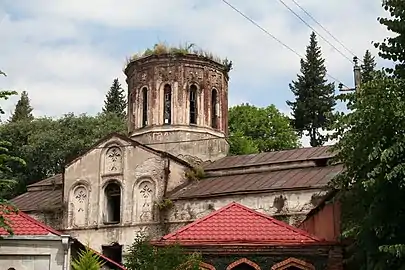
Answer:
[160,202,322,245]
[203,146,334,170]
[11,189,62,212]
[27,174,63,188]
[170,164,342,199]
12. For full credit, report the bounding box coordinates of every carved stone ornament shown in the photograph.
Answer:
[186,68,203,83]
[105,147,122,173]
[158,67,175,82]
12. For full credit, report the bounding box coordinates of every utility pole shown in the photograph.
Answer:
[338,56,361,92]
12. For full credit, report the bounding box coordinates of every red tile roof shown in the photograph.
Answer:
[160,202,323,246]
[0,210,126,269]
[0,210,61,236]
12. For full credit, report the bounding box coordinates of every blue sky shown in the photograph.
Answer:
[0,0,391,145]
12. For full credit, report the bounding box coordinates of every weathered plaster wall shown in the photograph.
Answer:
[125,54,230,162]
[0,238,67,270]
[62,135,190,253]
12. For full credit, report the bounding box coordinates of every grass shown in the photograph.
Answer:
[125,42,233,72]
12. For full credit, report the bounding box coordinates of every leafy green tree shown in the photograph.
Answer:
[361,50,377,84]
[9,91,34,123]
[103,78,127,118]
[0,71,25,234]
[287,32,336,147]
[71,246,105,270]
[373,0,405,79]
[332,71,405,269]
[0,112,126,197]
[228,130,259,156]
[125,234,201,270]
[228,103,300,154]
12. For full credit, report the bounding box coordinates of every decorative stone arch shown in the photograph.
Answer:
[271,257,315,270]
[103,143,123,174]
[138,85,149,127]
[226,258,261,270]
[200,262,216,270]
[133,177,157,222]
[69,180,91,227]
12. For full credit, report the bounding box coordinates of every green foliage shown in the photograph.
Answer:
[155,199,174,211]
[184,166,205,181]
[0,112,126,197]
[228,103,300,154]
[125,234,202,270]
[103,79,127,118]
[0,71,24,235]
[126,42,233,73]
[331,71,405,269]
[287,32,336,147]
[361,50,377,84]
[9,91,34,123]
[71,246,105,270]
[228,130,259,155]
[374,0,405,79]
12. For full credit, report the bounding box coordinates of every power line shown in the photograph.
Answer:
[289,0,359,59]
[220,0,350,88]
[277,0,354,64]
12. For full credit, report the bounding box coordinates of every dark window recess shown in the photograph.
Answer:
[163,84,172,124]
[104,183,121,224]
[189,85,197,125]
[142,87,148,127]
[102,243,123,265]
[211,89,218,128]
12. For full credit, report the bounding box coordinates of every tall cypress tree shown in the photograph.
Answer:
[361,50,376,84]
[287,32,336,147]
[374,0,405,78]
[9,91,34,122]
[103,79,127,118]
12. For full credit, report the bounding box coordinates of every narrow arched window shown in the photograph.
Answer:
[104,182,121,224]
[211,89,218,128]
[189,85,197,125]
[163,84,172,124]
[142,87,148,127]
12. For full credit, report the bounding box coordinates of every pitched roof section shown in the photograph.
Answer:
[203,146,334,170]
[0,210,61,236]
[160,202,322,245]
[170,164,342,199]
[11,186,62,212]
[27,174,63,188]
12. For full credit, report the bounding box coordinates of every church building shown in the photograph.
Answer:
[11,52,341,267]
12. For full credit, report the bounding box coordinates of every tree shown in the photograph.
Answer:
[0,71,25,234]
[0,112,126,198]
[103,78,127,118]
[332,71,405,269]
[287,32,336,147]
[228,104,300,154]
[125,234,201,270]
[71,246,105,270]
[373,0,405,79]
[9,91,34,122]
[361,50,377,84]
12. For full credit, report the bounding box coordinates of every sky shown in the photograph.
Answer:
[0,0,392,146]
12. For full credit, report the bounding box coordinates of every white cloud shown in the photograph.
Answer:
[0,0,391,122]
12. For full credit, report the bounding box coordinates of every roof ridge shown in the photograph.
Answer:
[17,211,62,236]
[233,203,322,242]
[162,202,237,240]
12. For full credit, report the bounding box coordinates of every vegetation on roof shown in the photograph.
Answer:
[125,42,233,73]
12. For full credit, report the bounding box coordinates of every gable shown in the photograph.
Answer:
[158,202,322,246]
